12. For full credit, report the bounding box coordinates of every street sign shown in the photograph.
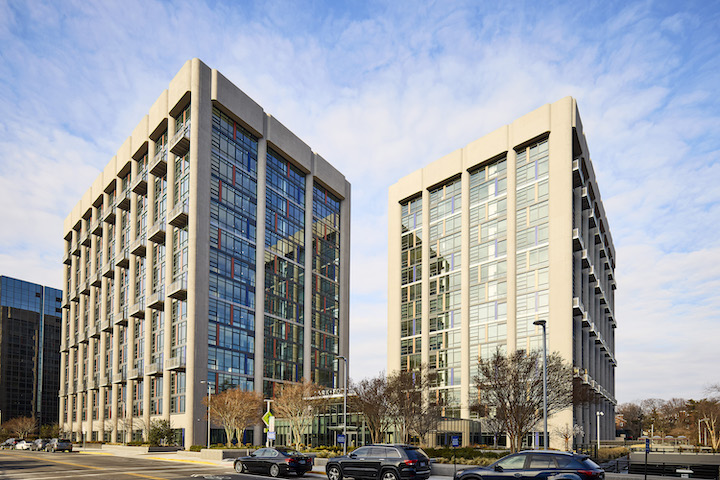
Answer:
[268,431,276,440]
[262,411,274,426]
[645,438,650,453]
[451,436,460,448]
[337,434,346,444]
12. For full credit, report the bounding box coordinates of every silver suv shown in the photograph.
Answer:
[46,438,73,452]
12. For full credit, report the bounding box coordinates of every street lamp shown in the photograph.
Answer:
[338,355,348,455]
[533,319,547,450]
[200,380,212,449]
[596,411,605,452]
[699,418,709,446]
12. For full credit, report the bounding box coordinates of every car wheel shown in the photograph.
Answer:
[270,464,281,477]
[382,470,398,480]
[235,461,247,473]
[327,465,343,480]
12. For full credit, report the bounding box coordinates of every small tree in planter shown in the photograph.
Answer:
[148,419,174,446]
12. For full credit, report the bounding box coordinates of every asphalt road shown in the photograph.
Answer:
[0,449,328,480]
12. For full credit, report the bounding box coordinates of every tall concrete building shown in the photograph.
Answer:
[388,97,616,448]
[61,59,350,447]
[0,275,62,426]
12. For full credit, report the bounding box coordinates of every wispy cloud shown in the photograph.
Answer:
[1,0,718,401]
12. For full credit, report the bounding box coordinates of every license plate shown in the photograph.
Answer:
[299,460,306,464]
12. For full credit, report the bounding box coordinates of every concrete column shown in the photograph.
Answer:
[506,146,518,353]
[460,167,470,420]
[252,118,268,444]
[185,57,212,448]
[339,181,351,384]
[420,189,430,369]
[303,173,313,382]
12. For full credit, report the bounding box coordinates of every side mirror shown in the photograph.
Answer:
[250,453,256,457]
[350,453,357,459]
[494,465,504,472]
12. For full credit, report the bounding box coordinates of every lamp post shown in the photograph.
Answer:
[200,380,212,449]
[699,418,709,446]
[338,355,348,455]
[533,319,547,450]
[596,411,604,453]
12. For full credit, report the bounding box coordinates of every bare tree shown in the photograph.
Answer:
[230,389,264,445]
[204,388,238,447]
[351,374,392,443]
[3,417,36,438]
[474,349,572,452]
[553,423,584,451]
[387,366,443,445]
[617,402,644,439]
[273,380,321,448]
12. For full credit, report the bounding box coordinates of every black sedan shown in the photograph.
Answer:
[234,447,313,477]
[454,451,604,480]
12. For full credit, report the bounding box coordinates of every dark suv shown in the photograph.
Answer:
[454,450,604,480]
[326,444,431,480]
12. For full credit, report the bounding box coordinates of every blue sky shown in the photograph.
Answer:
[1,0,719,404]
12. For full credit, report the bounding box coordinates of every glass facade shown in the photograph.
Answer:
[0,276,62,426]
[427,180,462,415]
[399,196,422,372]
[468,158,508,372]
[515,139,549,351]
[311,184,341,387]
[209,107,258,393]
[263,148,306,395]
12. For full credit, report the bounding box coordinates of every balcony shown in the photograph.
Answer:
[580,186,591,210]
[88,324,100,338]
[79,280,90,295]
[70,287,80,302]
[115,249,130,269]
[165,356,186,371]
[572,228,585,252]
[80,229,91,247]
[572,296,586,317]
[168,200,189,227]
[147,288,165,310]
[60,341,69,353]
[79,330,88,344]
[87,376,98,390]
[130,298,145,318]
[130,235,147,257]
[572,158,585,188]
[59,385,66,396]
[100,375,112,387]
[62,250,71,265]
[168,276,187,300]
[117,188,131,211]
[61,294,70,309]
[102,259,115,278]
[169,121,191,156]
[149,148,167,176]
[103,203,116,223]
[72,240,81,256]
[580,249,590,269]
[100,317,113,332]
[145,362,162,376]
[90,271,102,287]
[90,218,103,235]
[129,366,144,380]
[132,170,148,195]
[148,221,166,244]
[112,372,126,384]
[114,307,129,326]
[588,209,597,229]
